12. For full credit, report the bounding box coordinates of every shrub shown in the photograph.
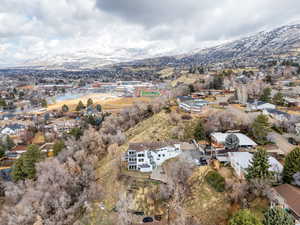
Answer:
[205,170,225,192]
[229,209,263,225]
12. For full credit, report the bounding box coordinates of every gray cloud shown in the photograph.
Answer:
[0,0,300,67]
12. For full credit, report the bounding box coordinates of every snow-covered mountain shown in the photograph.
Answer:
[18,46,176,70]
[12,24,300,70]
[181,24,300,64]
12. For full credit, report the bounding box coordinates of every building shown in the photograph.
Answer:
[228,152,283,179]
[179,99,209,113]
[211,132,257,150]
[263,109,291,121]
[125,142,182,172]
[271,184,300,225]
[1,123,26,136]
[247,101,276,111]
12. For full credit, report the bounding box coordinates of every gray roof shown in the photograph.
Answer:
[229,152,283,173]
[211,132,257,146]
[265,109,290,118]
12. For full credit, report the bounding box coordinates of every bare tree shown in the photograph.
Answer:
[292,172,300,187]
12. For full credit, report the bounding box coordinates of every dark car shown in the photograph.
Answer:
[154,215,162,221]
[288,137,298,145]
[143,217,154,223]
[133,211,144,216]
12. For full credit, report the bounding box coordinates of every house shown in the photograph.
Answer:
[228,152,283,179]
[9,145,27,158]
[271,184,300,225]
[211,132,257,150]
[53,119,80,134]
[176,96,193,103]
[284,97,300,107]
[247,101,276,111]
[295,123,300,135]
[125,142,182,172]
[263,109,291,121]
[179,99,209,113]
[1,123,26,136]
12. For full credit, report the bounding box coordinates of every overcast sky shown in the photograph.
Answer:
[1,0,300,67]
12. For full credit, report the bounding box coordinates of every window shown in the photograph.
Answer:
[137,153,144,157]
[162,154,165,157]
[158,154,161,157]
[138,159,144,162]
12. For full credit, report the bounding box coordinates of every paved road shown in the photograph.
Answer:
[268,132,295,155]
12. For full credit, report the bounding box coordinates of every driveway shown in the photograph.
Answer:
[268,132,295,155]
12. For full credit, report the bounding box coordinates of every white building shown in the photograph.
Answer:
[228,152,283,178]
[125,142,182,172]
[211,132,257,149]
[1,124,26,136]
[247,101,276,111]
[179,99,209,113]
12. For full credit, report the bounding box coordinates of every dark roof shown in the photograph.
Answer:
[265,109,290,117]
[177,96,193,102]
[274,184,300,216]
[128,141,179,152]
[11,145,27,152]
[5,123,25,130]
[138,164,151,168]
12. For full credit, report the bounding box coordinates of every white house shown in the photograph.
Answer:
[125,142,182,172]
[179,99,209,113]
[262,109,291,121]
[228,152,283,179]
[247,101,276,111]
[1,124,26,136]
[211,132,257,149]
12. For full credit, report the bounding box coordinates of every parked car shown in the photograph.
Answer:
[288,137,299,145]
[154,215,162,221]
[143,217,154,223]
[133,211,144,216]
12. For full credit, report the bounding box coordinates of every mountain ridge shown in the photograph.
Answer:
[6,24,300,70]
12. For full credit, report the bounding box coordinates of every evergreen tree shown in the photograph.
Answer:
[69,128,83,140]
[194,120,206,141]
[61,104,69,112]
[41,99,48,108]
[22,144,41,179]
[87,98,93,107]
[260,87,272,103]
[229,209,262,225]
[210,75,224,89]
[3,135,15,151]
[263,207,295,225]
[283,147,300,183]
[11,144,41,181]
[0,145,5,158]
[11,156,27,181]
[272,92,285,106]
[251,115,270,145]
[53,140,65,156]
[246,148,272,180]
[225,134,240,150]
[96,104,102,112]
[75,100,85,111]
[0,98,6,107]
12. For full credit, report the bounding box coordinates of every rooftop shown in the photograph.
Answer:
[211,132,257,146]
[128,141,180,152]
[274,184,300,217]
[228,152,283,173]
